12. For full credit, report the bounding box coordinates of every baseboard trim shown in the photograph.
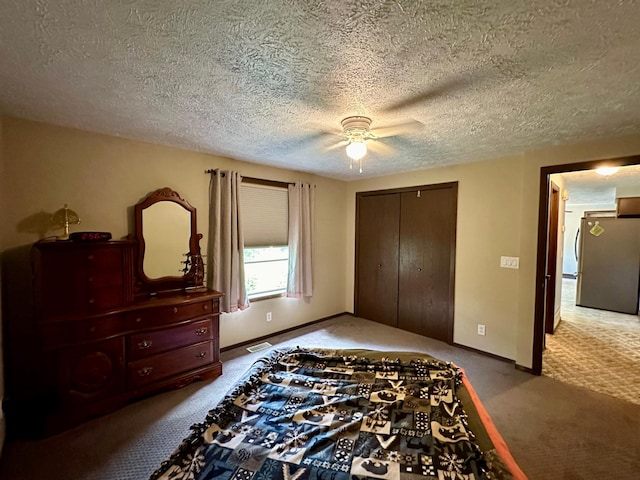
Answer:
[452,342,515,365]
[221,312,351,353]
[221,316,537,376]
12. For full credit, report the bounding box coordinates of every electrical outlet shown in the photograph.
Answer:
[477,324,486,336]
[266,312,272,322]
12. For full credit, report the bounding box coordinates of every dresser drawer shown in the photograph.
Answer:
[34,241,135,320]
[85,247,123,271]
[125,300,215,330]
[41,315,125,350]
[128,318,213,360]
[87,285,128,312]
[128,341,214,388]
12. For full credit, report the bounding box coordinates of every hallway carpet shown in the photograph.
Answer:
[543,278,640,405]
[1,315,639,479]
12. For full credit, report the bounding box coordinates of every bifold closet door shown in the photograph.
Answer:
[355,193,400,327]
[398,187,456,342]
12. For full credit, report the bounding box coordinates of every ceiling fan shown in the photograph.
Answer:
[326,116,422,173]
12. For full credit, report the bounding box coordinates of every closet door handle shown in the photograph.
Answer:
[417,267,422,272]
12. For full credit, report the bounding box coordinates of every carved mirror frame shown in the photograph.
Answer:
[134,187,204,294]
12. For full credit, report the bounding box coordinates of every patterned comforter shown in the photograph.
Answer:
[150,348,519,480]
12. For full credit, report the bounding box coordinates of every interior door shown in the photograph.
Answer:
[355,193,400,326]
[544,183,560,334]
[398,186,456,342]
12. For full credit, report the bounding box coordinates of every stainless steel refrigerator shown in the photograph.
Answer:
[576,216,640,314]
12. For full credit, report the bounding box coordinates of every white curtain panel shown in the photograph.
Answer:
[208,170,249,312]
[287,182,315,298]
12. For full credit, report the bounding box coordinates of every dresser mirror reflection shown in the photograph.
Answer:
[134,187,205,294]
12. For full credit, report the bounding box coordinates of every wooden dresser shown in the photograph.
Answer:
[29,238,223,434]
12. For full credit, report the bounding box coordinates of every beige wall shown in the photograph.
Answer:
[346,134,640,367]
[3,113,640,395]
[0,117,347,353]
[346,156,525,360]
[617,184,640,198]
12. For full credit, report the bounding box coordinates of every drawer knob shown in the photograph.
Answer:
[135,317,142,323]
[138,340,153,349]
[89,326,96,333]
[87,254,94,261]
[195,327,208,336]
[203,304,209,310]
[88,298,95,304]
[196,352,207,359]
[173,307,178,314]
[138,367,153,377]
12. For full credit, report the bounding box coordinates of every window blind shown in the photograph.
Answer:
[241,183,288,247]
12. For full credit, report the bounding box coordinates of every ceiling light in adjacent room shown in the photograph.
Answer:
[595,166,619,176]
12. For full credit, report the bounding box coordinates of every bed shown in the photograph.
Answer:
[150,348,526,480]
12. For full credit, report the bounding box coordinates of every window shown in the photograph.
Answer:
[243,246,288,299]
[240,182,289,299]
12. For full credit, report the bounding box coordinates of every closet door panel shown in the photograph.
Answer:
[398,187,455,342]
[355,193,400,326]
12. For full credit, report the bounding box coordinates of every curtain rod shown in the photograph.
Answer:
[205,169,307,188]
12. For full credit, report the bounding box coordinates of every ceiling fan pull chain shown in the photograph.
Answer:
[359,158,363,174]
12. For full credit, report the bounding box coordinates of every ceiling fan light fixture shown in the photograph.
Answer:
[346,140,367,161]
[341,116,373,172]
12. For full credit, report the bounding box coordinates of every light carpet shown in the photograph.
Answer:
[543,278,640,405]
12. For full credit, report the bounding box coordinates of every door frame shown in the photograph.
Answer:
[532,154,640,375]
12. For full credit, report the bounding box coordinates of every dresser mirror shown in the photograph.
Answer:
[134,187,205,294]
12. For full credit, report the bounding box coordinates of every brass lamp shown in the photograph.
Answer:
[51,204,81,239]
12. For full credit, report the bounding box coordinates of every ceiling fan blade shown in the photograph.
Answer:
[368,140,394,156]
[300,122,343,137]
[325,139,349,152]
[381,74,476,113]
[266,131,328,155]
[371,120,424,138]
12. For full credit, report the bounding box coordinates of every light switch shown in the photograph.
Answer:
[500,256,519,269]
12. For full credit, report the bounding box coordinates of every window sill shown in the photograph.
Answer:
[249,292,286,302]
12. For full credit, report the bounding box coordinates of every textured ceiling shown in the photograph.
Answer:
[1,1,640,180]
